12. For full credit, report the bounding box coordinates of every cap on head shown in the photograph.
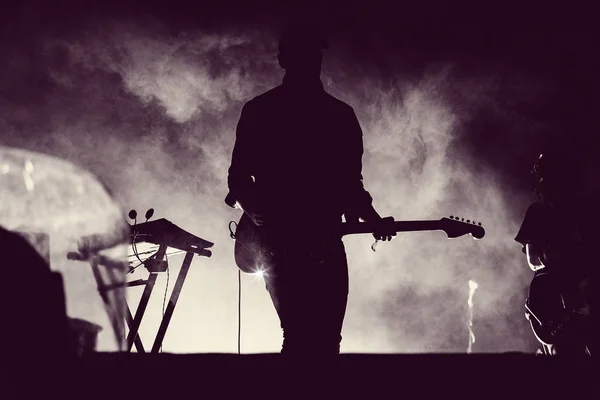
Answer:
[278,22,329,54]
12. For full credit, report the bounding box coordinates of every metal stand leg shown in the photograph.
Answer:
[151,251,195,353]
[126,273,158,352]
[125,305,145,353]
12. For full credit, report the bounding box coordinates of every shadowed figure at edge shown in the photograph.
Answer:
[225,23,395,356]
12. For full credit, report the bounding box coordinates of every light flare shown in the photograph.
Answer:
[467,279,479,354]
[252,265,269,279]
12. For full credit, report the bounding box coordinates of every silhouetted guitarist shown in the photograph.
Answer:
[515,146,595,355]
[225,22,394,356]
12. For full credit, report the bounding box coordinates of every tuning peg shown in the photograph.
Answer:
[461,218,464,222]
[478,222,482,226]
[467,219,470,223]
[449,215,454,219]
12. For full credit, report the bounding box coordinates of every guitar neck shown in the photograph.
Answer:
[341,220,442,236]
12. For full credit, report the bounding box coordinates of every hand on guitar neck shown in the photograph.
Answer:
[349,204,396,242]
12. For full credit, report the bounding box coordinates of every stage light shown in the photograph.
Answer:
[468,280,479,301]
[466,279,479,354]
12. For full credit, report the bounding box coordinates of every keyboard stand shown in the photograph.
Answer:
[125,247,199,353]
[88,216,213,353]
[91,244,210,353]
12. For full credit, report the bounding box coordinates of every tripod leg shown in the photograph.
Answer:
[126,273,158,352]
[151,251,194,353]
[125,304,145,353]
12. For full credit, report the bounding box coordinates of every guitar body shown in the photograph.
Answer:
[233,213,339,274]
[233,213,273,274]
[525,271,592,350]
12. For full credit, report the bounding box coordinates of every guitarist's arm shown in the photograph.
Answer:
[226,102,266,226]
[525,244,546,272]
[226,103,255,208]
[515,203,552,271]
[343,107,394,241]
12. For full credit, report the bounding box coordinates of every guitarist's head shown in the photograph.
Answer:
[277,22,328,82]
[532,144,595,210]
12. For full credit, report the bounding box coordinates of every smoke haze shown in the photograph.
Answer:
[3,10,578,353]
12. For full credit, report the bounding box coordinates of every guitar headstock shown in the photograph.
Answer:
[440,216,485,239]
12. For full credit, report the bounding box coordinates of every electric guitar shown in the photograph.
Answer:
[232,213,485,274]
[525,271,592,351]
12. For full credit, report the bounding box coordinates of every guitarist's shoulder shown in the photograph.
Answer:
[515,202,552,246]
[322,92,356,113]
[244,86,286,109]
[523,202,551,220]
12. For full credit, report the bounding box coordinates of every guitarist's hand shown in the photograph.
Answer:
[358,205,396,241]
[373,216,396,241]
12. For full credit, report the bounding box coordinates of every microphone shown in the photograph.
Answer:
[128,209,137,225]
[144,208,154,222]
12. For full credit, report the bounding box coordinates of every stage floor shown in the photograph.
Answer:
[13,353,595,398]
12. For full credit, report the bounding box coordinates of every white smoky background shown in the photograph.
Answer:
[1,18,541,353]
